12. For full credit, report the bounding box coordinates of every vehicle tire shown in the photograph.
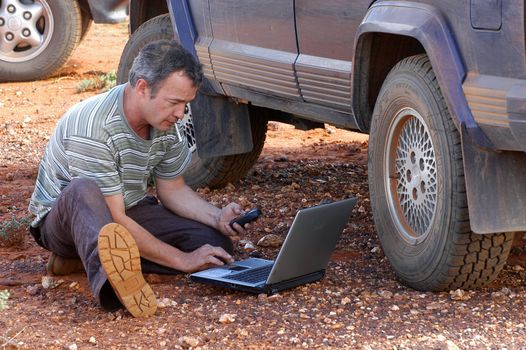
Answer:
[368,54,514,291]
[79,7,92,44]
[0,0,82,81]
[117,14,267,189]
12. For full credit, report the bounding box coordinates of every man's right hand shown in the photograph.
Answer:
[179,244,234,273]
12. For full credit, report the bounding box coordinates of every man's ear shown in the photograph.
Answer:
[135,79,150,97]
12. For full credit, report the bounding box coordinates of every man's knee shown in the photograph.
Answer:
[64,178,104,204]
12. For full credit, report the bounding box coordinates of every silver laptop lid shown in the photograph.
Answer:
[266,197,357,284]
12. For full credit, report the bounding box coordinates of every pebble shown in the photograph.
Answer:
[26,285,39,295]
[257,234,283,248]
[512,265,524,272]
[377,290,393,299]
[450,289,471,301]
[179,336,199,347]
[341,297,351,305]
[219,313,236,324]
[68,344,77,350]
[88,336,96,344]
[41,276,63,289]
[243,241,256,252]
[426,302,442,310]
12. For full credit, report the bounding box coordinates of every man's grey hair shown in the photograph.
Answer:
[128,40,203,97]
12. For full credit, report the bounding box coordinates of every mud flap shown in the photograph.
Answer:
[190,93,253,159]
[462,124,526,233]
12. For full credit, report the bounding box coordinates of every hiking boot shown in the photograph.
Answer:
[46,253,85,276]
[98,223,157,318]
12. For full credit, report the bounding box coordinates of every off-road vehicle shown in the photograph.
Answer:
[0,0,128,81]
[117,0,526,292]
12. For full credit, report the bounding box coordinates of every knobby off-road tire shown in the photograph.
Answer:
[0,0,82,81]
[117,14,267,189]
[368,54,514,291]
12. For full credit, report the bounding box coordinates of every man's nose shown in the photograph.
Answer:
[174,106,185,120]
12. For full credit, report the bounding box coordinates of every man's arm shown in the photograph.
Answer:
[104,193,234,273]
[155,176,246,236]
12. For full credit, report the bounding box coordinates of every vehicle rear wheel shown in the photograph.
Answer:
[0,0,82,81]
[78,7,92,44]
[368,54,514,291]
[117,14,267,189]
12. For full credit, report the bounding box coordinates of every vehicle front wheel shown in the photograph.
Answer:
[0,0,82,81]
[117,14,267,189]
[368,54,514,291]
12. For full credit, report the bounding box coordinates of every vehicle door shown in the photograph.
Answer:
[295,0,370,111]
[207,0,301,100]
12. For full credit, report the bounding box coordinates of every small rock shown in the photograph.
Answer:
[377,290,393,299]
[68,344,77,350]
[179,336,199,348]
[42,276,62,289]
[370,246,380,253]
[69,282,79,289]
[219,313,236,324]
[26,285,39,295]
[426,302,442,310]
[243,242,256,252]
[341,297,351,305]
[450,289,471,301]
[325,127,336,134]
[390,305,400,311]
[512,265,524,272]
[257,234,283,248]
[88,337,96,344]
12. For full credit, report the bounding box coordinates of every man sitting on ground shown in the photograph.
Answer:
[28,40,247,317]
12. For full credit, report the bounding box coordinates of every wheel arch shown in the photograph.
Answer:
[352,1,491,150]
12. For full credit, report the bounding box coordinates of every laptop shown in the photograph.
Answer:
[190,197,357,295]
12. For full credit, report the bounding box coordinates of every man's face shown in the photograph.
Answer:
[142,71,197,132]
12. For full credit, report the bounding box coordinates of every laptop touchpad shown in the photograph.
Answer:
[227,264,249,271]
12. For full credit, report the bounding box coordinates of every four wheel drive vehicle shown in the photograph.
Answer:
[117,1,526,293]
[0,0,128,82]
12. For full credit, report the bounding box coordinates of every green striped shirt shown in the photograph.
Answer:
[29,84,191,226]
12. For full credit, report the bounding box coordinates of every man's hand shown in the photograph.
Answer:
[217,202,248,237]
[180,244,234,273]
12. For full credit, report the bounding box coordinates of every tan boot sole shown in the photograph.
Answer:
[98,223,157,317]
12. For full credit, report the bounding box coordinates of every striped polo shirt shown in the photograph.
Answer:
[29,84,191,227]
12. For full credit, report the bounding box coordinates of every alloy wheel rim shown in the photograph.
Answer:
[384,107,438,244]
[0,0,53,63]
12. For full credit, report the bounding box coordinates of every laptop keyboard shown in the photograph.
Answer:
[223,264,273,284]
